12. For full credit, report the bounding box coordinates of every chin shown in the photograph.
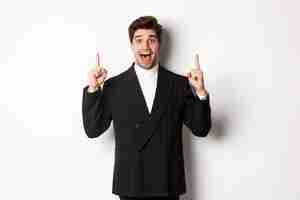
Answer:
[144,64,153,68]
[137,61,155,69]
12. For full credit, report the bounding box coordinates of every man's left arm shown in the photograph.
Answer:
[183,82,211,137]
[183,54,212,137]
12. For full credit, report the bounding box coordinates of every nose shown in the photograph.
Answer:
[141,40,150,49]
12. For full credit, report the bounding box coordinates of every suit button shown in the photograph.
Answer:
[135,123,139,128]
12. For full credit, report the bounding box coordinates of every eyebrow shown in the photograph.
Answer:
[134,34,157,39]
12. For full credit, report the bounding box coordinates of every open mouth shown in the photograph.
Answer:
[139,53,152,62]
[139,53,152,58]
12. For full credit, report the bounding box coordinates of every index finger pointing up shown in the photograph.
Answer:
[96,52,100,67]
[194,53,201,69]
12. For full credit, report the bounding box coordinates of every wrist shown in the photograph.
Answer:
[196,89,208,96]
[87,86,99,93]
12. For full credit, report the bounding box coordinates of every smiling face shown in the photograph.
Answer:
[131,29,160,69]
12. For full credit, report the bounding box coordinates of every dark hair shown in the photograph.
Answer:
[128,16,162,43]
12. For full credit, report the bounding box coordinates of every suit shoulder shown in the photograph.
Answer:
[162,67,188,85]
[103,66,130,86]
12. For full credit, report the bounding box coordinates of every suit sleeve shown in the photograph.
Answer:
[82,80,113,138]
[183,80,211,137]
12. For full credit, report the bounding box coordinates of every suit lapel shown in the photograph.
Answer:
[126,63,150,119]
[126,62,172,152]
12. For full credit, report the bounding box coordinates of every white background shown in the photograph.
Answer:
[0,0,299,199]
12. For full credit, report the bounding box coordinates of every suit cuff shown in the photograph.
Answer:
[197,93,208,100]
[190,84,208,100]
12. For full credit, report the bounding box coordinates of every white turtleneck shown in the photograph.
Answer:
[134,62,207,114]
[134,62,159,114]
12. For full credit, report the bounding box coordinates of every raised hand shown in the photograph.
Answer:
[186,54,208,96]
[88,52,108,92]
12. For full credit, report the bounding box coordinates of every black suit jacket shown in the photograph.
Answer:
[82,63,211,197]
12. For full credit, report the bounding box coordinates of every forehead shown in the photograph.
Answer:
[133,29,157,38]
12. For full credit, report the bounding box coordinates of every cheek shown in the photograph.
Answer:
[152,45,160,54]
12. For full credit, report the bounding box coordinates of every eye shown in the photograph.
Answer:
[136,39,142,43]
[149,39,156,43]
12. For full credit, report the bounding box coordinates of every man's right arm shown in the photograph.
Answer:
[82,81,112,138]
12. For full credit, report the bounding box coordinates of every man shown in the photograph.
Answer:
[82,16,211,200]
